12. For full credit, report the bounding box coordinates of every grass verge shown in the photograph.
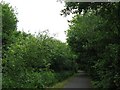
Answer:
[51,73,77,89]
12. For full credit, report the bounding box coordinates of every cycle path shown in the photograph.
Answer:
[63,71,92,88]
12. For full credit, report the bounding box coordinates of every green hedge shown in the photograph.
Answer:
[2,31,77,88]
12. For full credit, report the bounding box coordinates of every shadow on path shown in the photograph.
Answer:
[63,70,92,88]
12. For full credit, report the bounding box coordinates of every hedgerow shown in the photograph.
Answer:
[2,2,78,88]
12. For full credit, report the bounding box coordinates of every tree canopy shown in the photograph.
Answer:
[2,2,78,88]
[64,2,120,89]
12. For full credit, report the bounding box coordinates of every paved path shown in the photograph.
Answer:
[63,71,92,88]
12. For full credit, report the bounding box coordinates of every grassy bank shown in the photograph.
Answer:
[51,73,77,88]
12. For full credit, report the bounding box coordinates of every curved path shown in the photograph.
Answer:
[63,71,92,88]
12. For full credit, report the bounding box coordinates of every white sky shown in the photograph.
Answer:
[2,0,73,42]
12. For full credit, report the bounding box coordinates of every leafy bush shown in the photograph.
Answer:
[1,2,18,52]
[66,13,120,88]
[2,30,77,88]
[1,1,77,88]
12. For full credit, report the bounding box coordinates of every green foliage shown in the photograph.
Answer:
[66,12,120,89]
[2,30,77,88]
[1,2,18,59]
[63,2,120,89]
[3,70,56,88]
[2,2,78,88]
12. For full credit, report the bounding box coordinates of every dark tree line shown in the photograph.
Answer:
[62,2,120,89]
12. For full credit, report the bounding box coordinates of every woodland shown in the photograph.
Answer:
[1,1,120,89]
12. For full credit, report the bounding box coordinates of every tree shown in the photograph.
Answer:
[2,2,18,51]
[64,2,120,88]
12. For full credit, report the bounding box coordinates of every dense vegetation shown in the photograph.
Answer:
[2,1,120,89]
[62,2,120,89]
[2,2,78,88]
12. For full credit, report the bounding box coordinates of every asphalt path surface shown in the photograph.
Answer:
[63,71,92,89]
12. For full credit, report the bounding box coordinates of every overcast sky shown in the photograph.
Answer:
[2,0,73,42]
